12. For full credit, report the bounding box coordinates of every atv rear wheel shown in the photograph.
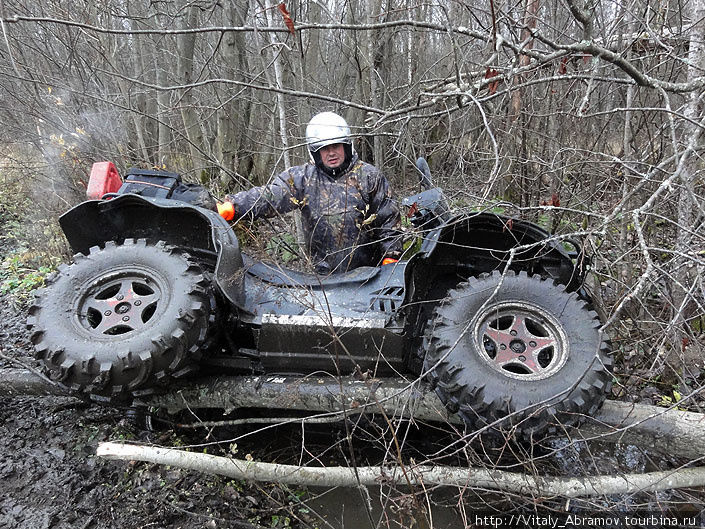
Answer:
[424,271,612,437]
[27,239,213,402]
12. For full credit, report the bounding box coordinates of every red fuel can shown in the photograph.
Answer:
[86,161,122,199]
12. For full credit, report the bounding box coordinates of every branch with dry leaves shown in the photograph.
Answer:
[4,14,704,94]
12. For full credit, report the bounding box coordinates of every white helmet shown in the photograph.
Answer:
[305,112,352,153]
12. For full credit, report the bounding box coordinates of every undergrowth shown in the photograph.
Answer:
[0,155,73,305]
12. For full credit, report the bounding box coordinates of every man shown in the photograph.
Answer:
[218,111,402,274]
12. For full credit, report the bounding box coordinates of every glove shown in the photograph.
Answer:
[217,201,235,221]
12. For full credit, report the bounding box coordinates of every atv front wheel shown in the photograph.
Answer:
[424,271,612,437]
[27,239,213,402]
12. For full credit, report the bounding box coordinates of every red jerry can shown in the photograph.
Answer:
[86,161,122,199]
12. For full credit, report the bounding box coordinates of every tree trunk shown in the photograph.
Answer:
[263,1,291,170]
[368,0,388,168]
[154,33,172,168]
[260,1,306,250]
[619,84,635,283]
[507,0,540,206]
[215,0,250,187]
[116,78,150,163]
[510,0,540,117]
[177,4,209,177]
[0,368,69,397]
[672,0,705,334]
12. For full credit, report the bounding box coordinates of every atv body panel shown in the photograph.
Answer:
[60,193,246,307]
[241,257,407,373]
[414,211,586,289]
[32,162,611,436]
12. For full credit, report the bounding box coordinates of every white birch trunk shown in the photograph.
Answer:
[97,441,705,496]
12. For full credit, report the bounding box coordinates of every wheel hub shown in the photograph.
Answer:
[75,271,163,336]
[509,339,526,355]
[473,300,569,381]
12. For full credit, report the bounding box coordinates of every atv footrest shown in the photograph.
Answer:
[257,313,404,374]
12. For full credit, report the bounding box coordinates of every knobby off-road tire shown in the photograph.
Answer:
[27,239,214,402]
[424,271,612,437]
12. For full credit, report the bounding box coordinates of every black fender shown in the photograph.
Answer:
[59,194,245,307]
[400,212,591,373]
[412,212,588,291]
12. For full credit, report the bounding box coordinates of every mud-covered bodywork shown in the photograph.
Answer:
[32,162,611,436]
[411,212,586,290]
[400,177,587,296]
[57,187,586,378]
[241,257,407,373]
[59,194,246,307]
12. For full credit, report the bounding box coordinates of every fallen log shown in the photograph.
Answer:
[575,401,705,461]
[96,441,705,497]
[3,368,705,459]
[0,368,70,397]
[150,375,457,424]
[145,374,705,459]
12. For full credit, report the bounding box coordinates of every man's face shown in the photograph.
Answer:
[319,143,346,170]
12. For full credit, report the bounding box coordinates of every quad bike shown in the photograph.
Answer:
[27,159,612,436]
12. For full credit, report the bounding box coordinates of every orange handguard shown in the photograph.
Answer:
[217,201,235,221]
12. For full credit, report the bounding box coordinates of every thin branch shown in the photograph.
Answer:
[6,14,705,92]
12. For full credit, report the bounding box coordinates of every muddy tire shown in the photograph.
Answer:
[424,271,612,437]
[27,239,213,402]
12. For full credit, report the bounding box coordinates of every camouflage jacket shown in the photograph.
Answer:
[226,154,402,273]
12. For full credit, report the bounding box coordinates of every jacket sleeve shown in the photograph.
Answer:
[225,169,301,220]
[368,170,403,257]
